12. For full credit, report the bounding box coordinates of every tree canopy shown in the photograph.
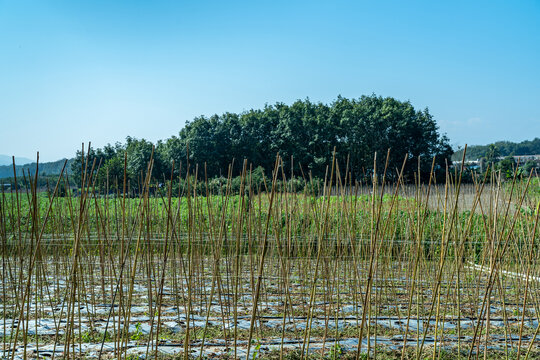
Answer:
[71,95,453,188]
[453,137,540,161]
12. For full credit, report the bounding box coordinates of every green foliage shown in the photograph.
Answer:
[453,137,540,161]
[304,177,324,196]
[251,339,262,359]
[67,95,452,187]
[523,160,539,175]
[131,322,143,341]
[485,144,501,164]
[496,156,519,179]
[328,343,343,359]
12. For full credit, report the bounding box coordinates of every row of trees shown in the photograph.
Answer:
[476,144,539,179]
[453,137,540,161]
[72,95,453,191]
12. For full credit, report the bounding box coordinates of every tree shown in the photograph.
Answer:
[496,156,517,179]
[97,156,125,192]
[71,146,99,188]
[72,95,454,184]
[485,144,500,165]
[156,136,186,177]
[125,137,163,190]
[522,160,539,175]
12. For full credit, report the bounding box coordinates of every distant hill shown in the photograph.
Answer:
[0,158,74,179]
[0,154,34,166]
[453,138,540,161]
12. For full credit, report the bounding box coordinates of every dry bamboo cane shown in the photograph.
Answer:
[302,149,337,359]
[467,169,533,360]
[356,149,392,358]
[233,160,248,359]
[517,197,540,359]
[415,147,467,358]
[9,155,67,360]
[152,160,175,355]
[246,155,280,359]
[198,162,235,358]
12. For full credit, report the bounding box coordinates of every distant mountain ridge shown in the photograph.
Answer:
[452,138,540,161]
[0,154,34,166]
[0,158,74,179]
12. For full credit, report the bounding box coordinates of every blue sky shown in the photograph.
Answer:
[1,0,539,162]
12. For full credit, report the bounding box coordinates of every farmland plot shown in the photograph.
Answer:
[1,158,539,359]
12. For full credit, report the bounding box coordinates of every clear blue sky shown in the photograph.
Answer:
[1,0,539,162]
